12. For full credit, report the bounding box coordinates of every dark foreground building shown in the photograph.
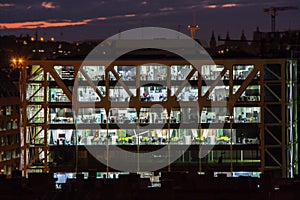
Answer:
[0,72,20,177]
[0,172,300,200]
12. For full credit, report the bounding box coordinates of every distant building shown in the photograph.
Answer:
[210,31,255,57]
[210,28,300,58]
[251,28,300,58]
[0,72,20,177]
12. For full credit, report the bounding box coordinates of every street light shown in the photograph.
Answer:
[10,57,24,69]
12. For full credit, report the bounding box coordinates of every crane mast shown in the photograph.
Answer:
[264,6,298,32]
[188,13,200,39]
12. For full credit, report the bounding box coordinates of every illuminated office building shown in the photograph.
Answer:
[22,56,298,178]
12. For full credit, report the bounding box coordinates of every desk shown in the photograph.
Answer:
[158,74,166,80]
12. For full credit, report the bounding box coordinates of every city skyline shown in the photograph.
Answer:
[1,0,300,43]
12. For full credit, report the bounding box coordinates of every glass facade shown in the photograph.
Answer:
[23,59,290,177]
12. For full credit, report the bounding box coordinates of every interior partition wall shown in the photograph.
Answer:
[22,59,290,177]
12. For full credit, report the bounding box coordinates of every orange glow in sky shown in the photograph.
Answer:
[0,19,92,29]
[204,5,218,9]
[221,4,238,8]
[0,13,137,29]
[123,14,136,18]
[41,2,57,9]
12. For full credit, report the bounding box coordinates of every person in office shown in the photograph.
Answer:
[238,112,246,122]
[126,70,132,80]
[140,91,147,102]
[143,91,147,98]
[184,89,190,101]
[178,70,183,80]
[238,72,244,80]
[91,131,100,144]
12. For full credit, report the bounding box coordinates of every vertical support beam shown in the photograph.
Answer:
[228,64,234,110]
[167,64,171,172]
[281,61,287,177]
[260,64,265,173]
[43,69,48,172]
[228,64,234,174]
[198,65,202,173]
[166,65,171,98]
[294,60,299,176]
[286,59,298,178]
[21,66,28,177]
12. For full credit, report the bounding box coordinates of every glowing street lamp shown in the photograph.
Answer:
[10,57,25,69]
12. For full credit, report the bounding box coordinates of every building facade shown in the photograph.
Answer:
[21,57,298,178]
[0,72,20,177]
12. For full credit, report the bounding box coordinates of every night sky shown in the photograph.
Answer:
[1,0,300,44]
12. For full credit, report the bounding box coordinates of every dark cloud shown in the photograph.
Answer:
[0,0,299,42]
[0,3,15,7]
[41,2,60,9]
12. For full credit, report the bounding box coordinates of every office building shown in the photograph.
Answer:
[21,55,298,178]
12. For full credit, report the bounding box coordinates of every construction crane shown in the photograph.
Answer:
[188,13,200,39]
[264,6,298,32]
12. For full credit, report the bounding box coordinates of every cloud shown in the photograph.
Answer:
[202,1,257,9]
[0,3,15,7]
[204,4,218,9]
[221,3,239,8]
[95,17,108,21]
[160,7,174,12]
[98,13,136,20]
[0,13,137,29]
[41,2,59,9]
[202,3,240,9]
[0,19,91,29]
[123,14,136,18]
